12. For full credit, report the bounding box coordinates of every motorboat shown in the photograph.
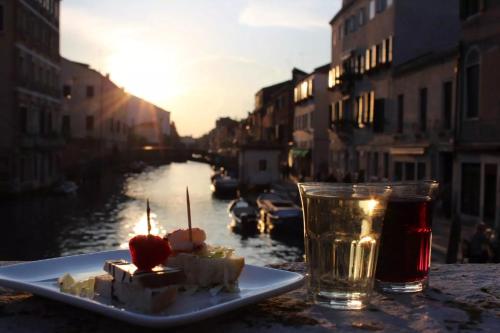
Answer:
[211,173,239,196]
[227,198,259,230]
[256,192,303,235]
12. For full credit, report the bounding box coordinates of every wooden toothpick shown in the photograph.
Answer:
[186,187,192,242]
[147,199,151,235]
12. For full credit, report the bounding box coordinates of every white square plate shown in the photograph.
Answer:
[0,250,304,328]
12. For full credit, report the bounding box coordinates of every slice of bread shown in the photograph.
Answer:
[167,253,244,288]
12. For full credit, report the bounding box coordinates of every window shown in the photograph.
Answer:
[376,44,383,65]
[328,68,335,88]
[86,116,94,131]
[371,45,377,68]
[417,162,426,180]
[397,94,404,133]
[295,78,314,102]
[373,98,385,133]
[369,91,375,124]
[387,0,393,6]
[357,91,375,128]
[381,40,387,64]
[376,0,387,13]
[86,85,94,98]
[383,153,389,178]
[62,115,71,137]
[461,163,480,216]
[258,159,267,171]
[405,162,415,181]
[331,101,343,123]
[365,49,371,71]
[358,8,366,26]
[373,152,379,177]
[386,36,393,63]
[369,0,376,19]
[357,54,364,74]
[442,81,453,129]
[63,85,71,99]
[394,162,403,181]
[465,49,480,118]
[483,164,497,224]
[419,88,427,132]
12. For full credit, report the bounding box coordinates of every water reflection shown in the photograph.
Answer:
[0,162,304,266]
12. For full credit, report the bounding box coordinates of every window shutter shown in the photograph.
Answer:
[369,0,376,19]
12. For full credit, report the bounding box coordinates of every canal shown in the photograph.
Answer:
[0,161,304,266]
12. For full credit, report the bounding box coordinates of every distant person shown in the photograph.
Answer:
[468,222,493,263]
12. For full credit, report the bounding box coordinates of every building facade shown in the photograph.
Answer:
[125,95,170,146]
[0,0,63,193]
[248,69,307,163]
[61,58,129,153]
[292,64,331,180]
[328,0,459,183]
[454,0,500,228]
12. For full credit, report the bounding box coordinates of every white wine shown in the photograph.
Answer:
[303,191,386,309]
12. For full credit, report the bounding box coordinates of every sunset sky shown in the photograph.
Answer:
[61,0,341,137]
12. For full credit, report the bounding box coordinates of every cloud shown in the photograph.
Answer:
[239,0,339,30]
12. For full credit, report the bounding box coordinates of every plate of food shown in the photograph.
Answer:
[0,198,304,328]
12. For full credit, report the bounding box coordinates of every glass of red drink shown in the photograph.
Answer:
[375,181,439,293]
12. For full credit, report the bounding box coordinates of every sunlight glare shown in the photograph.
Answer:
[120,212,166,249]
[106,41,184,107]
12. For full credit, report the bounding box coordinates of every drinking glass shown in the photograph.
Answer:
[298,183,391,310]
[375,181,439,293]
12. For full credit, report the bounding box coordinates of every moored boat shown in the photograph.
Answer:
[256,192,303,235]
[211,174,239,196]
[227,198,259,231]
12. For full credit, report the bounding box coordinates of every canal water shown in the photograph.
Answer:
[0,161,304,266]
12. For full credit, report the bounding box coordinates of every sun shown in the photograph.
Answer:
[105,42,183,106]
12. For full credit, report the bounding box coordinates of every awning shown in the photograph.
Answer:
[290,148,310,158]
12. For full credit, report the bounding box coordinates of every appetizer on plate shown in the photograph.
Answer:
[166,228,244,290]
[58,195,245,314]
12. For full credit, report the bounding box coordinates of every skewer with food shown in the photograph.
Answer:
[58,190,245,313]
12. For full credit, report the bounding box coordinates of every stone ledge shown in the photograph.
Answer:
[1,262,499,332]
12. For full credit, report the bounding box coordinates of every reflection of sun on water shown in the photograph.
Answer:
[119,212,166,249]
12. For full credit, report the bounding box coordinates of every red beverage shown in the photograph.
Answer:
[376,196,433,283]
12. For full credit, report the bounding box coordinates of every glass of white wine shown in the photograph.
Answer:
[298,183,391,310]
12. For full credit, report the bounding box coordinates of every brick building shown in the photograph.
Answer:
[327,0,459,183]
[292,64,331,180]
[454,0,500,228]
[0,0,63,193]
